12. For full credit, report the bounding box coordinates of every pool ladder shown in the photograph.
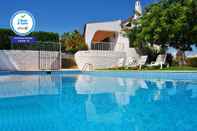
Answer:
[82,63,94,72]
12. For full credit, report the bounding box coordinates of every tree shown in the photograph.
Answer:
[30,31,59,42]
[127,0,197,66]
[126,23,165,63]
[0,29,60,50]
[61,30,88,54]
[0,29,14,49]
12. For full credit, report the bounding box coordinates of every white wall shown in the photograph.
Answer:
[75,30,141,70]
[114,34,140,66]
[85,20,122,49]
[75,50,126,70]
[114,33,130,52]
[0,50,60,71]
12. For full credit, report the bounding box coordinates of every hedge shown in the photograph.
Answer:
[186,57,197,67]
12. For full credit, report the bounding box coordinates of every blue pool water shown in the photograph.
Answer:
[0,71,197,131]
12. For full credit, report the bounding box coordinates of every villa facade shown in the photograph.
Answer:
[75,0,143,70]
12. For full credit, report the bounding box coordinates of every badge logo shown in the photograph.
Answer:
[10,10,35,36]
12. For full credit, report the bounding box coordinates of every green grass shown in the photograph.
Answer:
[162,66,197,71]
[97,66,197,72]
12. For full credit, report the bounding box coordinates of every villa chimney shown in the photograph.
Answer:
[133,0,142,20]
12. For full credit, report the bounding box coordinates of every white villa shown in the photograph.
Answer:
[75,0,143,70]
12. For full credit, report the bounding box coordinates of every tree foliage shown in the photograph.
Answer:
[30,31,59,42]
[61,30,88,54]
[0,28,59,50]
[127,0,197,51]
[0,29,15,49]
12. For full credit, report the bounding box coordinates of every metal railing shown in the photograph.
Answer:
[91,42,115,50]
[82,63,94,72]
[39,43,60,70]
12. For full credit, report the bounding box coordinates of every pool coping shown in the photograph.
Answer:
[0,69,81,75]
[94,70,197,73]
[0,69,197,74]
[0,70,196,80]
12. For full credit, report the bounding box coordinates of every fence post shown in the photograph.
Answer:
[59,36,62,70]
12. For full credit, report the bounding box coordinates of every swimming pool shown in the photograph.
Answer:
[0,71,196,131]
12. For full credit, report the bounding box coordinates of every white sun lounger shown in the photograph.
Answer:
[147,54,167,69]
[138,55,148,70]
[126,56,148,70]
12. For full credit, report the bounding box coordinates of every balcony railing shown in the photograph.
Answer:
[91,42,115,50]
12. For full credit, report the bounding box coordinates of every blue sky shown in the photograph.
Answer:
[0,0,152,34]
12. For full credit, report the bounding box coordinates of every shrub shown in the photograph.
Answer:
[171,60,179,66]
[30,31,59,42]
[186,57,197,67]
[61,30,88,54]
[0,28,14,49]
[62,58,77,68]
[166,53,173,66]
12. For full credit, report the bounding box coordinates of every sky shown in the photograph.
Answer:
[0,0,152,34]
